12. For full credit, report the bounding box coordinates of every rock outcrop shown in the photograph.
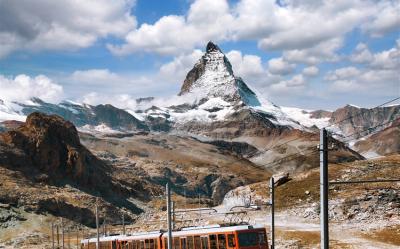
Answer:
[0,112,109,186]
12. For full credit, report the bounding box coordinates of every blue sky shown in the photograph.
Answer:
[0,0,399,110]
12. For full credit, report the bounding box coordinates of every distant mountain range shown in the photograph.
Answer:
[1,42,399,161]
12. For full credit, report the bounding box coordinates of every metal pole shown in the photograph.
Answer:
[61,218,65,249]
[96,205,100,249]
[76,227,79,249]
[57,225,60,249]
[269,177,275,249]
[320,128,329,248]
[166,183,173,249]
[122,213,126,235]
[171,201,175,230]
[52,223,55,249]
[198,194,201,222]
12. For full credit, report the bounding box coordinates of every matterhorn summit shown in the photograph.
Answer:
[179,41,261,107]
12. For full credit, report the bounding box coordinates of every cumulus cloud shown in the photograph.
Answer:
[350,43,374,64]
[159,50,204,82]
[226,50,265,78]
[302,66,319,77]
[326,42,400,95]
[81,92,139,110]
[0,0,136,58]
[283,38,343,65]
[108,0,233,56]
[0,74,63,103]
[325,67,361,81]
[267,57,296,75]
[269,74,306,93]
[350,40,400,70]
[361,1,400,37]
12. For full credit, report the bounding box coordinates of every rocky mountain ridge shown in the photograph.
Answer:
[0,42,398,161]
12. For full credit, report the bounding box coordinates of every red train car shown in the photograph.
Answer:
[81,224,268,249]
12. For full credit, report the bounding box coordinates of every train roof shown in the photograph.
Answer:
[162,225,263,237]
[82,224,265,244]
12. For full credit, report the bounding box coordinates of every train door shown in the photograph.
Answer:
[217,234,227,249]
[200,236,209,249]
[180,237,187,249]
[257,230,267,249]
[226,234,236,249]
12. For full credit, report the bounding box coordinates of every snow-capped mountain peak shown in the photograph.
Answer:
[179,41,259,106]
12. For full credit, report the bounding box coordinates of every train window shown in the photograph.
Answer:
[188,236,194,249]
[149,239,156,249]
[121,241,129,249]
[181,238,187,249]
[209,235,217,249]
[258,232,266,245]
[194,236,201,249]
[238,233,258,247]
[174,237,180,249]
[218,234,227,249]
[140,241,145,249]
[201,236,209,249]
[112,241,117,249]
[228,235,235,247]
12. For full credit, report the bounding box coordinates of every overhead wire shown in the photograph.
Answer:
[246,96,400,159]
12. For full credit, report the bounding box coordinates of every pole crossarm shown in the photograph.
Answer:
[330,179,400,184]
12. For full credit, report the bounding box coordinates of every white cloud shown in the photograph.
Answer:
[159,50,204,82]
[302,66,319,77]
[325,67,361,81]
[108,0,233,56]
[361,1,400,37]
[0,0,136,58]
[329,80,361,93]
[267,57,296,75]
[71,69,121,84]
[326,42,400,95]
[269,74,306,93]
[283,38,343,65]
[226,50,265,78]
[350,40,400,70]
[81,92,139,110]
[350,43,373,64]
[0,74,63,103]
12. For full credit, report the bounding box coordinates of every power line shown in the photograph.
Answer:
[338,118,399,142]
[247,96,400,159]
[330,179,400,185]
[325,96,400,129]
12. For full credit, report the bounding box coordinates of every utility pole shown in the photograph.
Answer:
[166,183,173,249]
[320,128,329,249]
[122,213,126,235]
[51,223,55,249]
[95,205,100,249]
[172,201,175,230]
[76,226,79,249]
[198,193,201,223]
[269,177,275,249]
[61,218,64,249]
[57,225,60,249]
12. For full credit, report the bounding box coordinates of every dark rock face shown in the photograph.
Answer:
[354,118,400,155]
[92,104,149,131]
[0,112,109,186]
[18,98,149,132]
[179,58,206,95]
[329,105,400,138]
[206,41,221,53]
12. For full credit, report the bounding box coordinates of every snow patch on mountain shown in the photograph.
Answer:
[0,100,26,122]
[281,106,330,128]
[79,124,122,134]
